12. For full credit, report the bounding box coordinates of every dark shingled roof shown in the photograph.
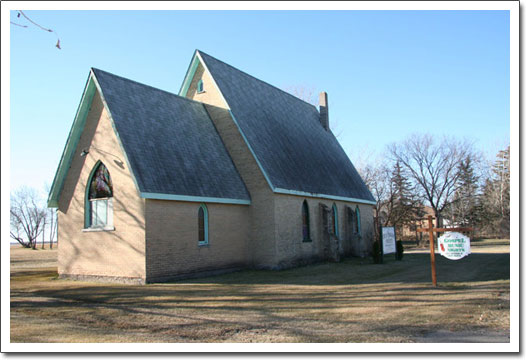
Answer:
[92,68,250,201]
[197,51,375,202]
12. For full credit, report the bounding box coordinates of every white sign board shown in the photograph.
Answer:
[437,232,471,260]
[382,227,396,254]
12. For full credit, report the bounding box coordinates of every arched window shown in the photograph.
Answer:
[355,205,361,235]
[332,203,339,237]
[198,204,209,245]
[347,206,356,236]
[85,162,113,229]
[302,200,310,242]
[197,79,204,93]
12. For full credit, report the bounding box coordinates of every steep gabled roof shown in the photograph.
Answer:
[48,68,251,207]
[192,50,375,204]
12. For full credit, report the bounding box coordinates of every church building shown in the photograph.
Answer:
[47,50,376,284]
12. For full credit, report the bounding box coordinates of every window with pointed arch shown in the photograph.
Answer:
[302,200,311,242]
[355,205,361,235]
[198,204,209,245]
[85,162,114,229]
[332,203,339,237]
[347,207,356,235]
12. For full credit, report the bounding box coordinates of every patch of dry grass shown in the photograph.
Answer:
[10,239,510,343]
[10,244,57,270]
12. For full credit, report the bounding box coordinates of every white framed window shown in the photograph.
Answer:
[89,198,113,228]
[198,204,209,245]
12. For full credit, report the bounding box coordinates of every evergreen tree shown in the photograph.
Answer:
[479,146,510,237]
[445,156,480,227]
[494,146,510,219]
[389,161,422,234]
[479,177,497,226]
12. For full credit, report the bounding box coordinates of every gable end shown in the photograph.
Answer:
[48,70,141,208]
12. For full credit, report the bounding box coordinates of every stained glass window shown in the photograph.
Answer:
[355,206,361,235]
[86,162,113,229]
[332,204,339,237]
[348,207,356,235]
[89,163,113,199]
[302,200,310,242]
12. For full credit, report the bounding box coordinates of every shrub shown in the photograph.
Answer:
[373,240,383,264]
[395,240,404,261]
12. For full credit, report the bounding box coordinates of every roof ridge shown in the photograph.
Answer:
[91,67,209,107]
[196,51,319,111]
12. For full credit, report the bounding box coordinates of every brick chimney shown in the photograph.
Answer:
[319,92,329,130]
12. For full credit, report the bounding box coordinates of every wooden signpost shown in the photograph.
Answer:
[416,215,473,287]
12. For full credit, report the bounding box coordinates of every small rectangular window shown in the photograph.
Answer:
[197,79,204,93]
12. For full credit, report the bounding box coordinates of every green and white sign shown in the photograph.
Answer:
[382,227,396,254]
[437,232,471,260]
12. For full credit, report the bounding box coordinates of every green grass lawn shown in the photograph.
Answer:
[10,239,510,343]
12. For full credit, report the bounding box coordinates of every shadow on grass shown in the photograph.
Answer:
[10,250,510,343]
[12,252,510,289]
[175,252,510,286]
[11,279,508,338]
[11,253,509,308]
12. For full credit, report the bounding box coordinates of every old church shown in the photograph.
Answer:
[47,50,376,284]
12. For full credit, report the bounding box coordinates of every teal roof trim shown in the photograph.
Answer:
[179,50,200,97]
[47,70,142,208]
[177,51,276,193]
[47,74,97,208]
[227,110,275,191]
[92,67,250,201]
[273,188,377,205]
[140,192,250,205]
[183,51,375,204]
[196,50,376,203]
[89,72,143,196]
[50,67,251,209]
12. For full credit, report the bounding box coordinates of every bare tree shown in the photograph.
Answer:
[358,160,390,226]
[43,183,58,248]
[41,214,46,249]
[282,84,319,107]
[388,134,474,228]
[282,84,346,138]
[10,187,47,249]
[48,209,58,249]
[10,10,61,49]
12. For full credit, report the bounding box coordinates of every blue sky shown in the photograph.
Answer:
[9,10,510,194]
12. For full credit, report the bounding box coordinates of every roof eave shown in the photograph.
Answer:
[48,69,145,208]
[274,188,376,205]
[47,71,97,208]
[140,192,250,205]
[89,70,143,197]
[178,49,199,97]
